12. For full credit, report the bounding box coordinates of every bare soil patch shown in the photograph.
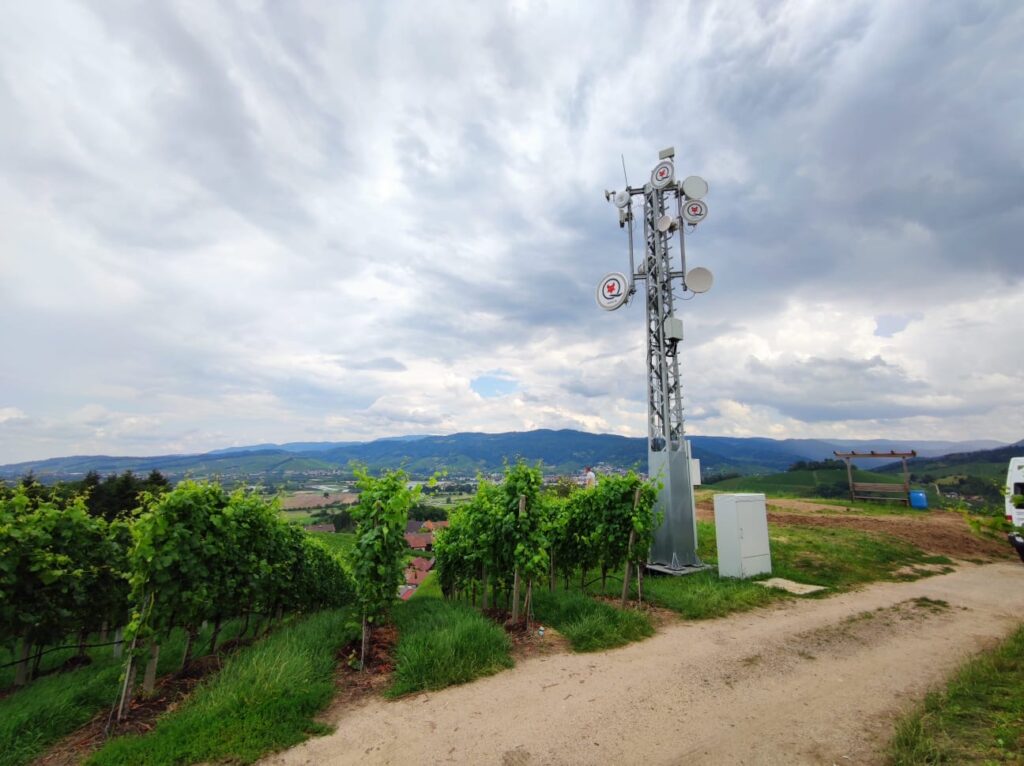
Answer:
[280,492,358,510]
[766,510,1009,559]
[320,624,399,717]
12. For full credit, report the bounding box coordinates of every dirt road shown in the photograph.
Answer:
[263,563,1024,766]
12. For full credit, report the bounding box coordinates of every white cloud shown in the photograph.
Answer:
[0,0,1021,463]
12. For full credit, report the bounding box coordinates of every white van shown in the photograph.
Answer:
[1006,458,1024,526]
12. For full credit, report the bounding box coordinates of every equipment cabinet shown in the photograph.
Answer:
[714,493,771,578]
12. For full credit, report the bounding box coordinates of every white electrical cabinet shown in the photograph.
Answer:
[714,493,771,579]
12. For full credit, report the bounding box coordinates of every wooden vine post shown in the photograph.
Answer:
[142,640,160,694]
[620,529,637,607]
[620,488,641,607]
[510,494,525,623]
[13,633,30,687]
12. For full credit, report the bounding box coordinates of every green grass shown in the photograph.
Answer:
[0,622,245,766]
[0,659,121,766]
[280,508,316,524]
[409,570,443,599]
[712,468,903,495]
[307,531,355,557]
[592,520,950,621]
[531,589,653,652]
[888,624,1024,764]
[387,598,512,697]
[898,460,1009,483]
[639,570,780,619]
[87,610,357,766]
[767,524,951,588]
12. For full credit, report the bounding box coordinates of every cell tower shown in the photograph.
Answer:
[598,147,713,573]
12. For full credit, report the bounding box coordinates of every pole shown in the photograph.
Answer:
[602,149,711,574]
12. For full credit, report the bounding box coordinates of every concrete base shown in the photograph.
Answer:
[645,562,712,577]
[754,578,827,595]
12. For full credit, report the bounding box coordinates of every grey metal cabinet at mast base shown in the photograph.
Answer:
[713,493,772,579]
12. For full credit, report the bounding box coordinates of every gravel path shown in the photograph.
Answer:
[263,562,1024,766]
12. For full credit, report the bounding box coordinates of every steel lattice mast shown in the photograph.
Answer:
[598,147,712,572]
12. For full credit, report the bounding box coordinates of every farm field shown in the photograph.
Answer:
[419,492,473,508]
[307,531,355,557]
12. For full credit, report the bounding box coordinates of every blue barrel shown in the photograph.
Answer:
[909,490,928,509]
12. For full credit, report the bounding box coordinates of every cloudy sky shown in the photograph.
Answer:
[1,1,1022,463]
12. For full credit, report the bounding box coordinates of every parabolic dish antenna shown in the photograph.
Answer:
[682,198,708,224]
[651,160,675,189]
[686,267,714,294]
[613,190,631,209]
[656,213,676,233]
[681,175,709,200]
[596,272,630,310]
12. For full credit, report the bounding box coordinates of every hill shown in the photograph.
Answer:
[710,467,903,495]
[0,430,1012,483]
[876,441,1024,482]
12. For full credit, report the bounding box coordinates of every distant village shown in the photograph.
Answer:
[291,465,633,598]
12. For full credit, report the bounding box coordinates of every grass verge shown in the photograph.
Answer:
[639,570,779,619]
[531,590,653,652]
[388,598,512,698]
[888,624,1024,764]
[582,521,949,621]
[86,610,356,766]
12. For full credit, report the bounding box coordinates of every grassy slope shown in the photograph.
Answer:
[931,461,1008,482]
[712,468,903,494]
[889,624,1024,764]
[0,623,245,766]
[387,599,512,698]
[306,531,356,557]
[409,571,443,600]
[0,661,121,766]
[87,610,357,766]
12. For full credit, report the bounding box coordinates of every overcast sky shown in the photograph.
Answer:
[1,1,1022,463]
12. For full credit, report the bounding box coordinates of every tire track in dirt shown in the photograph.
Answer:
[261,562,1024,766]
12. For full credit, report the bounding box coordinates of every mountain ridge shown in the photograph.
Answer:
[0,429,1011,482]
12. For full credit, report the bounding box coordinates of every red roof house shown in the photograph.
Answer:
[405,569,431,586]
[404,533,432,551]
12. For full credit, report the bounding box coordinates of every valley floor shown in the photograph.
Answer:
[261,562,1024,766]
